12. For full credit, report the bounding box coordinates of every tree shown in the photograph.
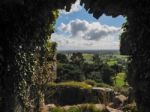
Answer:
[57,64,85,82]
[57,53,68,63]
[70,53,85,67]
[111,64,123,84]
[101,64,115,85]
[92,54,103,65]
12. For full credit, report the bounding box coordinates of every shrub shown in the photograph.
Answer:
[96,83,112,88]
[114,86,129,96]
[48,81,92,89]
[113,72,126,87]
[49,104,102,112]
[49,107,65,112]
[84,80,96,86]
[78,104,100,112]
[68,106,80,112]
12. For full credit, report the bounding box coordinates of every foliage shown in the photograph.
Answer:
[48,81,92,89]
[83,54,93,63]
[57,64,85,82]
[0,1,60,111]
[100,64,115,85]
[84,80,97,86]
[106,60,117,66]
[114,86,129,96]
[49,104,102,112]
[50,107,65,112]
[33,42,57,90]
[57,53,68,63]
[70,52,85,67]
[78,104,100,112]
[92,54,103,65]
[68,106,81,112]
[32,41,57,111]
[96,83,112,88]
[113,72,126,87]
[57,53,127,85]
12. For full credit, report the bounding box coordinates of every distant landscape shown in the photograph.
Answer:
[58,49,120,54]
[46,49,137,112]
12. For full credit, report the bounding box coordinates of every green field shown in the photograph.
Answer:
[114,72,126,87]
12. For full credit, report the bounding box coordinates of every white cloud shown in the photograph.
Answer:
[59,19,121,40]
[51,34,120,50]
[51,19,122,50]
[60,0,82,14]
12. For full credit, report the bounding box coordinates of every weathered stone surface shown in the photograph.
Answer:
[106,106,123,112]
[113,94,128,108]
[45,86,115,105]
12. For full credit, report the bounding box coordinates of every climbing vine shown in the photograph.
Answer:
[0,1,59,111]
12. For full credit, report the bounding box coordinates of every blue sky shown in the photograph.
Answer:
[51,0,125,50]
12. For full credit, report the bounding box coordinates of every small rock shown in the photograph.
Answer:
[46,104,56,108]
[106,106,123,112]
[113,94,128,108]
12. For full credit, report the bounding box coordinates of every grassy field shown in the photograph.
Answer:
[83,53,127,65]
[48,81,92,89]
[114,72,126,87]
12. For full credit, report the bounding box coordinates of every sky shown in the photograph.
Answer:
[51,0,125,50]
